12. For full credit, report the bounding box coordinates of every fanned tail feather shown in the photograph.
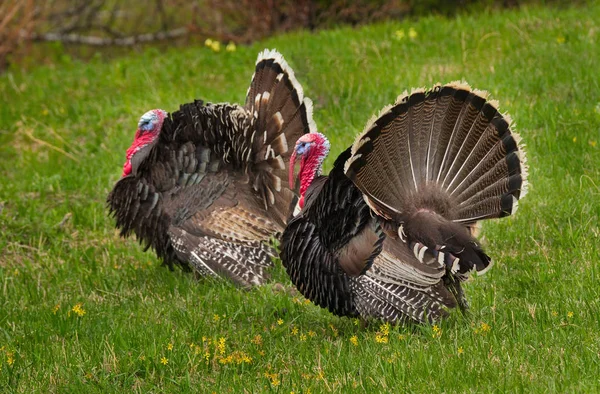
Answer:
[344,82,527,277]
[244,49,317,221]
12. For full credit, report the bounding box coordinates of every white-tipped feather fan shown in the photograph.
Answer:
[281,81,528,323]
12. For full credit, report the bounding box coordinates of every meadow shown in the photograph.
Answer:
[0,3,599,392]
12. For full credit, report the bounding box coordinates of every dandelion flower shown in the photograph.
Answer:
[350,335,358,346]
[300,333,307,341]
[226,42,237,52]
[160,356,168,365]
[308,330,316,338]
[291,327,299,336]
[567,311,574,318]
[213,314,220,322]
[205,38,214,47]
[458,347,464,355]
[277,318,283,325]
[167,343,173,351]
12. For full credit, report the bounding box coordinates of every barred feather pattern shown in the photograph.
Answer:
[345,82,528,279]
[281,82,528,323]
[108,49,315,286]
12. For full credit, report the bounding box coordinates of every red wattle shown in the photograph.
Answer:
[121,129,156,177]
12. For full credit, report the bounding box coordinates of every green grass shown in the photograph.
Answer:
[1,3,600,392]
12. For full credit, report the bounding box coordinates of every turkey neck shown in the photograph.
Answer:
[299,147,328,199]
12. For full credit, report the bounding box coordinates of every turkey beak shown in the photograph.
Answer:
[289,150,299,189]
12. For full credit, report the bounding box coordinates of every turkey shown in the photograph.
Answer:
[281,82,528,323]
[107,49,316,287]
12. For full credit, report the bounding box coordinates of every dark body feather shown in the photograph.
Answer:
[108,49,316,286]
[281,82,528,323]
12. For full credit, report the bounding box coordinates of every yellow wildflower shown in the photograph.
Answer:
[42,109,49,116]
[139,355,146,361]
[13,269,18,276]
[308,330,316,338]
[52,304,60,314]
[380,323,390,336]
[7,352,14,366]
[210,41,221,52]
[277,318,283,325]
[458,347,464,355]
[375,334,388,343]
[291,326,299,335]
[226,42,236,52]
[551,311,558,317]
[573,137,577,142]
[218,337,226,355]
[71,303,86,317]
[350,335,358,346]
[213,314,220,322]
[204,38,213,47]
[556,36,566,44]
[160,356,168,365]
[408,27,418,39]
[589,141,597,147]
[481,322,491,332]
[300,333,307,341]
[567,311,574,318]
[394,30,405,40]
[167,343,173,351]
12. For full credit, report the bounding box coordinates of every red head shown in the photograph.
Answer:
[121,109,167,177]
[289,132,330,210]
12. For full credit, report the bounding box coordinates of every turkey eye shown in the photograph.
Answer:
[139,119,153,130]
